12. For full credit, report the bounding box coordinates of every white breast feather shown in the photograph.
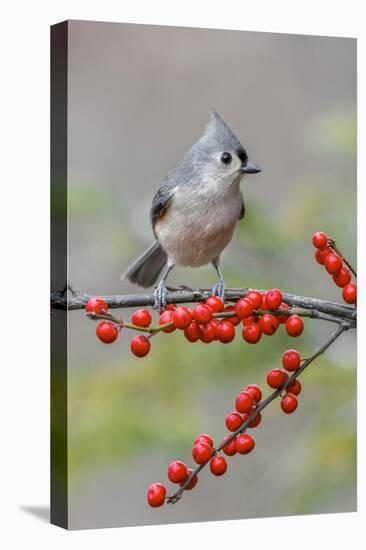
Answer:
[155,178,242,267]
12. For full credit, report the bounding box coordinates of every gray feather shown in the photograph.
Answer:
[203,109,244,153]
[122,241,167,288]
[162,109,247,192]
[239,191,245,219]
[150,186,174,236]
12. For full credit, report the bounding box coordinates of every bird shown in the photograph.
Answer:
[122,109,261,310]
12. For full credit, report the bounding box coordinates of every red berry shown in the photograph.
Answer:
[184,321,201,342]
[147,482,166,507]
[265,289,283,310]
[245,290,263,309]
[192,303,213,325]
[130,335,151,357]
[250,415,262,428]
[173,306,192,329]
[342,283,357,304]
[242,314,260,326]
[210,319,220,339]
[96,321,118,343]
[206,296,225,313]
[225,411,243,432]
[244,315,260,325]
[315,247,332,265]
[180,468,198,490]
[312,231,328,249]
[259,313,279,335]
[244,384,262,403]
[242,323,262,344]
[248,406,262,428]
[325,253,342,274]
[261,293,268,310]
[235,433,255,454]
[167,460,188,483]
[282,349,301,371]
[285,378,302,396]
[217,321,236,343]
[222,435,237,456]
[164,304,177,311]
[235,298,254,319]
[194,433,214,447]
[210,455,227,476]
[281,393,298,413]
[224,305,241,326]
[276,303,291,323]
[85,297,109,315]
[200,322,216,343]
[159,310,176,333]
[333,267,351,288]
[235,390,254,414]
[266,368,289,389]
[131,308,152,327]
[285,315,304,337]
[192,441,212,464]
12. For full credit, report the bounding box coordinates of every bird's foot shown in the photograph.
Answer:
[153,283,168,310]
[211,280,226,302]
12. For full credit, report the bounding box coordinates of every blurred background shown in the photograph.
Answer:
[62,20,356,529]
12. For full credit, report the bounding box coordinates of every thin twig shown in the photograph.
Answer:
[86,311,173,334]
[167,322,350,504]
[328,238,357,278]
[86,305,356,332]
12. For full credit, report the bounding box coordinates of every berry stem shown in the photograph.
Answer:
[269,307,355,326]
[166,322,350,505]
[328,238,357,278]
[86,311,174,334]
[86,311,123,325]
[87,305,356,335]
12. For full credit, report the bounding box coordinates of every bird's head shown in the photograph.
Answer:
[190,110,261,191]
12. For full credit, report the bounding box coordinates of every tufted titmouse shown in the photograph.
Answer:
[123,110,261,309]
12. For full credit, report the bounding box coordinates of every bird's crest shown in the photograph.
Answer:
[203,109,243,152]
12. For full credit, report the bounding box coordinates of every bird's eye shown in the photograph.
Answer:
[221,152,232,164]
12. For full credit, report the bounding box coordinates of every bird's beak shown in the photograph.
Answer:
[240,161,261,174]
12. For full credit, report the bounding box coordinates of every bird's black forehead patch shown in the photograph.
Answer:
[237,148,248,163]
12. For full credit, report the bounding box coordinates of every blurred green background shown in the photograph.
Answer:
[63,21,356,528]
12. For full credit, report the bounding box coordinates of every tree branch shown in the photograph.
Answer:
[50,283,356,326]
[167,322,350,504]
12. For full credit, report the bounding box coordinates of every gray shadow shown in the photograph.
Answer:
[20,506,50,523]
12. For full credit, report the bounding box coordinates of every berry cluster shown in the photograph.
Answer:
[85,290,305,358]
[312,231,357,305]
[147,347,304,507]
[82,230,356,508]
[158,290,303,347]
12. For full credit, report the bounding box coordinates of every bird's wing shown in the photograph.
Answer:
[238,192,245,220]
[150,184,175,237]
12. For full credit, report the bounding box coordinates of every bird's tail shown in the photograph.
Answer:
[121,241,167,288]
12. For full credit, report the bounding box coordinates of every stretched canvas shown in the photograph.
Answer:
[51,19,357,529]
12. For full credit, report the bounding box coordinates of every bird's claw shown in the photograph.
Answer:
[211,280,226,302]
[153,284,168,310]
